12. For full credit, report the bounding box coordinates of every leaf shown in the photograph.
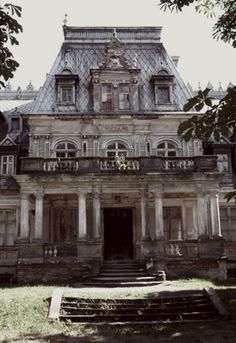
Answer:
[195,102,204,111]
[205,98,212,107]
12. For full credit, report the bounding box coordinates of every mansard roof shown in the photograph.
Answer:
[32,26,192,114]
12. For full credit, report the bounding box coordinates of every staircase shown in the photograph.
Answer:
[85,260,165,287]
[56,289,225,324]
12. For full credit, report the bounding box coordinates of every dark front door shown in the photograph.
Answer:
[104,208,133,260]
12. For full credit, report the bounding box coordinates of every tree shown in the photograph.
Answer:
[0,2,22,88]
[160,0,236,201]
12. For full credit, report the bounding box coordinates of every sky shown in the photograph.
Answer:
[9,0,236,91]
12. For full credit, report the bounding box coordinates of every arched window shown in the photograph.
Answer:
[157,141,177,157]
[55,142,77,158]
[106,142,128,157]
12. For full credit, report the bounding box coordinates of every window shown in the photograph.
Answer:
[106,142,128,157]
[101,83,130,111]
[61,85,73,103]
[0,210,16,246]
[151,72,174,107]
[55,72,78,105]
[11,118,20,131]
[157,142,177,157]
[0,155,14,175]
[101,84,112,110]
[55,142,77,158]
[158,86,170,104]
[119,84,130,110]
[220,206,236,240]
[163,207,182,240]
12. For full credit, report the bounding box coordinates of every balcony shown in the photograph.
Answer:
[20,155,218,175]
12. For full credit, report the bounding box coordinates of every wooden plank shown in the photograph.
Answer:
[48,288,63,320]
[205,287,230,318]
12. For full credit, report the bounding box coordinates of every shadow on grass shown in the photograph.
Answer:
[3,321,236,343]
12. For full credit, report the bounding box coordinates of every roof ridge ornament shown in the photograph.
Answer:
[113,28,117,38]
[63,14,68,26]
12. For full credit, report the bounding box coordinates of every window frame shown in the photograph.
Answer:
[55,142,77,158]
[55,73,79,106]
[0,209,16,246]
[106,141,128,157]
[157,141,177,157]
[0,155,15,175]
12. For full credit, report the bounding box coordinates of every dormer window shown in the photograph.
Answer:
[157,86,170,104]
[55,71,79,105]
[11,117,20,132]
[90,31,140,112]
[61,85,73,103]
[151,70,174,107]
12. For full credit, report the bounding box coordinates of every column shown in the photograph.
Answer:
[140,189,149,239]
[154,190,164,239]
[93,189,101,239]
[197,193,208,237]
[210,193,222,237]
[34,193,44,240]
[77,191,87,240]
[20,193,30,240]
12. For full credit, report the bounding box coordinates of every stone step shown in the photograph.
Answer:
[83,280,164,287]
[90,276,158,282]
[99,272,147,277]
[56,289,225,323]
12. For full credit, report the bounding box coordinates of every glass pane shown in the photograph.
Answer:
[220,208,227,217]
[119,84,129,93]
[56,152,66,158]
[67,143,75,150]
[158,87,170,103]
[67,152,76,158]
[107,143,116,150]
[168,151,177,157]
[118,151,127,157]
[107,152,116,157]
[231,208,236,217]
[61,86,73,102]
[158,143,165,149]
[167,143,175,149]
[6,211,15,222]
[102,84,112,93]
[118,143,126,149]
[0,211,4,221]
[57,143,65,150]
[157,151,165,157]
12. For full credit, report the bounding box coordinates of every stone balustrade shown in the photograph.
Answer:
[20,155,218,175]
[44,245,58,258]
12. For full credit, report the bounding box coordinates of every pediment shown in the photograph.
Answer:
[98,29,131,70]
[0,135,16,146]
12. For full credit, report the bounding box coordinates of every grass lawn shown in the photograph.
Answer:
[0,279,236,342]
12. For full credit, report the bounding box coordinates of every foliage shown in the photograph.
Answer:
[0,2,22,88]
[178,86,236,142]
[159,0,236,201]
[159,0,236,47]
[0,283,236,342]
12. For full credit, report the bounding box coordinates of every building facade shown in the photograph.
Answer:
[0,26,235,283]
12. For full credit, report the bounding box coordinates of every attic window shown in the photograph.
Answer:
[151,74,174,107]
[158,86,170,104]
[61,85,73,103]
[11,117,20,131]
[55,74,79,105]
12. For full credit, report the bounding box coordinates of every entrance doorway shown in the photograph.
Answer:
[104,208,133,260]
